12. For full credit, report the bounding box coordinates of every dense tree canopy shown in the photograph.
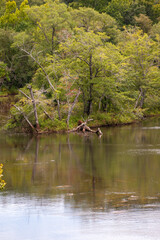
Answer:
[1,0,160,132]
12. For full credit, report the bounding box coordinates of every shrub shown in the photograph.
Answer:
[0,164,6,190]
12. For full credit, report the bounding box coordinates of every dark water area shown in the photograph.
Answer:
[1,117,160,239]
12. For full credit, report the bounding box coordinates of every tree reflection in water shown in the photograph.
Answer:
[1,120,160,209]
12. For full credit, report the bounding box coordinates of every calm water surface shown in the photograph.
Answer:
[1,118,160,240]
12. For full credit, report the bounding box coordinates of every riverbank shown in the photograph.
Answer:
[1,95,160,134]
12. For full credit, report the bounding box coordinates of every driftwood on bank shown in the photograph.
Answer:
[68,121,103,136]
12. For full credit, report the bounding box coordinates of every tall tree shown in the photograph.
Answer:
[119,29,160,109]
[12,0,73,119]
[60,28,123,115]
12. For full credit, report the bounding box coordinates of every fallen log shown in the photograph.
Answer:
[68,121,103,136]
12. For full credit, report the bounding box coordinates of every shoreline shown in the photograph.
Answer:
[1,113,160,136]
[1,95,160,135]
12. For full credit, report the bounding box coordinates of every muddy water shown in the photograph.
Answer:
[1,117,160,239]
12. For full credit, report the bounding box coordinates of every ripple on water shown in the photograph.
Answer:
[142,126,160,129]
[128,149,160,155]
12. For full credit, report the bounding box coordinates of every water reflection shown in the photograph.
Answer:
[1,118,160,210]
[2,118,160,239]
[1,193,160,240]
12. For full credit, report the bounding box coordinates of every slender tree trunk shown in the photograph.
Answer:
[86,83,93,116]
[86,54,93,116]
[51,26,55,54]
[139,88,145,108]
[67,90,81,127]
[82,91,87,116]
[134,90,141,109]
[28,85,40,131]
[83,92,93,116]
[98,96,102,111]
[86,100,92,116]
[102,96,108,112]
[134,87,145,109]
[57,98,61,121]
[81,54,94,116]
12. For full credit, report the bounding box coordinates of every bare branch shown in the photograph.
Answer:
[19,89,31,100]
[77,56,89,65]
[20,48,57,92]
[67,89,81,126]
[13,105,36,131]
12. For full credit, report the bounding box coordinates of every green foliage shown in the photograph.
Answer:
[150,21,160,38]
[39,118,67,131]
[2,0,160,131]
[0,164,6,190]
[105,0,146,26]
[0,28,35,91]
[68,0,110,11]
[0,0,30,31]
[118,28,160,109]
[0,61,10,90]
[59,27,124,116]
[91,112,114,125]
[71,7,119,43]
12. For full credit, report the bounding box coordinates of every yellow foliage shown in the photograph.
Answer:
[0,164,6,190]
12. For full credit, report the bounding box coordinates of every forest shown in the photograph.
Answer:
[1,0,160,132]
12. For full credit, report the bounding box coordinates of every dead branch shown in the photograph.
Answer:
[43,109,53,120]
[20,48,57,92]
[13,105,36,132]
[19,88,53,121]
[68,121,103,136]
[19,89,31,100]
[66,89,81,126]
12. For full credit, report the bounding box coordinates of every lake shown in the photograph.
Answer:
[1,118,160,240]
